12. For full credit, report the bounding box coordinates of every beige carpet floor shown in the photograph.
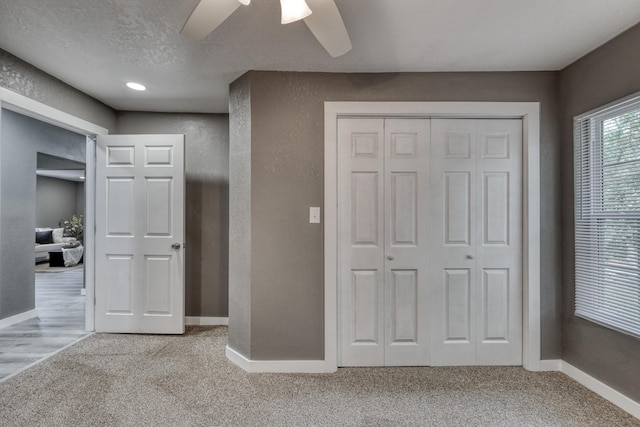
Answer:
[0,326,637,427]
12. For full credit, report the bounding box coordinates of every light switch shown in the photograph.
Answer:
[310,207,321,223]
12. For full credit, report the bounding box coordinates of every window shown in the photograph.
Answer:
[574,95,640,338]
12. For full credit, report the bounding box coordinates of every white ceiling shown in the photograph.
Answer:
[1,0,639,113]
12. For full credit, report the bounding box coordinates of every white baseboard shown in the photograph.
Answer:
[225,345,334,373]
[538,359,562,371]
[0,309,38,329]
[185,316,228,326]
[223,349,638,419]
[559,361,640,420]
[537,359,639,419]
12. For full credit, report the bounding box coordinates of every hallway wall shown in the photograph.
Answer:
[115,112,230,318]
[36,176,83,229]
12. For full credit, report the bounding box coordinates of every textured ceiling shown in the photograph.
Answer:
[1,0,639,113]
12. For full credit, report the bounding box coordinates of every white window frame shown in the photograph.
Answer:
[574,92,640,339]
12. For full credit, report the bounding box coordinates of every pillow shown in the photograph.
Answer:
[52,228,64,243]
[36,230,54,244]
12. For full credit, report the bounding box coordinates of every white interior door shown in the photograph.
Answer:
[430,119,522,365]
[95,134,185,334]
[338,118,430,366]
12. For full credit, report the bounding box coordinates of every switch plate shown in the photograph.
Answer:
[310,207,320,223]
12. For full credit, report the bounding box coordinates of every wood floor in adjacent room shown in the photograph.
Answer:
[0,267,88,380]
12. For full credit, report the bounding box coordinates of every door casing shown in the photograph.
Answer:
[325,102,542,372]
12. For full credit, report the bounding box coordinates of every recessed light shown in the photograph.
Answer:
[126,82,146,91]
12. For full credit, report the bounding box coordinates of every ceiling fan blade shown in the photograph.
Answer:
[303,0,352,57]
[181,0,242,40]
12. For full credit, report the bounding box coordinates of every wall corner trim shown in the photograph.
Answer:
[0,309,38,329]
[559,361,640,420]
[537,359,563,371]
[225,345,336,373]
[185,316,229,326]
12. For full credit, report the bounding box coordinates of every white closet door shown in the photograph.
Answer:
[383,119,430,366]
[475,119,522,365]
[429,119,479,365]
[338,118,386,366]
[338,118,430,366]
[430,119,522,366]
[338,117,522,367]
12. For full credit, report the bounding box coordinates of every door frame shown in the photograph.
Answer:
[324,102,542,371]
[0,87,109,331]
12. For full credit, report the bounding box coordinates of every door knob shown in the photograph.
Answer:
[171,243,181,250]
[387,254,395,261]
[466,254,474,260]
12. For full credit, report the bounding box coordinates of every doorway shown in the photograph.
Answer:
[324,102,542,372]
[35,153,86,331]
[0,105,100,379]
[0,88,107,334]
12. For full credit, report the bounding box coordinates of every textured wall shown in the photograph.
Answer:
[0,109,86,320]
[230,70,562,360]
[75,182,85,218]
[559,22,640,402]
[115,112,229,318]
[36,176,82,228]
[0,49,116,130]
[228,75,252,357]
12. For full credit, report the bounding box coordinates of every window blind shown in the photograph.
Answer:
[574,96,640,339]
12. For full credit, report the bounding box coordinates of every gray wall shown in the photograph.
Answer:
[75,182,85,220]
[36,176,82,228]
[229,71,562,360]
[228,75,252,357]
[0,109,86,320]
[115,112,229,318]
[0,49,116,130]
[559,23,640,402]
